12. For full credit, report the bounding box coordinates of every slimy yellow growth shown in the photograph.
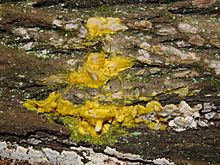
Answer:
[23,17,164,140]
[24,92,167,137]
[68,53,134,88]
[86,17,128,39]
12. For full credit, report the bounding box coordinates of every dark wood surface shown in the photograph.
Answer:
[0,0,219,164]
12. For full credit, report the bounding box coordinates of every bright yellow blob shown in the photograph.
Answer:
[86,17,128,39]
[24,92,166,137]
[68,53,134,88]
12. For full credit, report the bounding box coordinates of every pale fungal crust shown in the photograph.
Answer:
[86,17,128,39]
[161,101,208,132]
[153,158,175,165]
[104,146,146,161]
[0,141,175,164]
[68,53,134,88]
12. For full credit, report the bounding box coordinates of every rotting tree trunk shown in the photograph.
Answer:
[0,0,220,164]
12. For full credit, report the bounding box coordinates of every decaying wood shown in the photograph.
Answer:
[0,0,219,164]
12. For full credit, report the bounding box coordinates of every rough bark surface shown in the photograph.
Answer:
[0,0,219,164]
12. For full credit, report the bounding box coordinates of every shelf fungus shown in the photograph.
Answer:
[68,53,134,88]
[24,92,167,137]
[86,17,128,39]
[160,101,205,132]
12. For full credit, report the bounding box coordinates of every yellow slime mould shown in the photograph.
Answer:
[23,92,62,113]
[68,53,134,88]
[86,17,128,39]
[24,92,167,137]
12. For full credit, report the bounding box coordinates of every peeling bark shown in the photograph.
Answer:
[0,0,219,164]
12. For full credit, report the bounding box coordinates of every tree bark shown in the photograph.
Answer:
[0,0,219,164]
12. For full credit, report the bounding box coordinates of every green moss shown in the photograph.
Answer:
[46,114,127,145]
[130,131,142,137]
[60,116,127,145]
